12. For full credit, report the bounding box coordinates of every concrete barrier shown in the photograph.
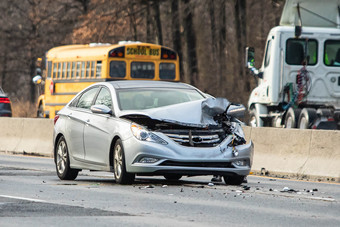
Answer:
[0,118,53,157]
[245,126,340,182]
[0,118,339,181]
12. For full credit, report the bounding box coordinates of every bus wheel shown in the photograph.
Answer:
[298,108,317,129]
[37,104,44,118]
[284,108,301,128]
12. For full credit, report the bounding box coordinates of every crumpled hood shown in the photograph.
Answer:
[118,97,230,127]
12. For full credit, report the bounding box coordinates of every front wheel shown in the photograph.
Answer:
[249,108,258,127]
[223,175,245,185]
[55,136,79,180]
[37,104,44,118]
[113,139,135,184]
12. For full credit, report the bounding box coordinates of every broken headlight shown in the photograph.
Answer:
[131,123,168,145]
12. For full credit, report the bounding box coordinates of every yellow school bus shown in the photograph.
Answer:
[33,42,180,119]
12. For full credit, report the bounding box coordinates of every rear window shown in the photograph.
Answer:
[131,62,155,79]
[110,61,126,78]
[324,40,340,67]
[286,39,318,65]
[159,63,176,79]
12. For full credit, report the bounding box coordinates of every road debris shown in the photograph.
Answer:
[139,185,155,190]
[208,183,214,186]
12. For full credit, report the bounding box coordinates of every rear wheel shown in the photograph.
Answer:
[55,136,79,180]
[223,175,245,185]
[113,139,135,184]
[164,174,182,181]
[284,108,301,128]
[298,108,317,129]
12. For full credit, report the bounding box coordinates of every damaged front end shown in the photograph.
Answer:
[122,97,248,150]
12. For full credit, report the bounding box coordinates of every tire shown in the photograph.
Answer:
[55,136,79,180]
[249,108,258,127]
[298,108,317,129]
[37,104,44,118]
[223,175,245,185]
[164,174,182,181]
[284,107,301,128]
[113,139,135,184]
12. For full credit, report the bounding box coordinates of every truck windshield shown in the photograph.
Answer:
[286,39,318,65]
[324,40,340,67]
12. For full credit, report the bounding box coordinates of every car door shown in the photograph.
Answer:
[65,87,100,161]
[84,86,115,166]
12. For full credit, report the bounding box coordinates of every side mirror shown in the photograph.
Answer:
[227,104,246,118]
[245,47,263,79]
[245,47,255,68]
[90,104,112,115]
[32,75,42,85]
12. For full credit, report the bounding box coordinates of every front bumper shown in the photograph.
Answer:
[123,134,254,177]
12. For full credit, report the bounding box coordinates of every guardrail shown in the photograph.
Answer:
[0,118,339,182]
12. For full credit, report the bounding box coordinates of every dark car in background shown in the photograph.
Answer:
[0,87,12,117]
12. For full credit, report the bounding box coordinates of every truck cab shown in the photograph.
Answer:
[246,0,340,129]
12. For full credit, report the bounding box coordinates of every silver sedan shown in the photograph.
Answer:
[53,80,253,184]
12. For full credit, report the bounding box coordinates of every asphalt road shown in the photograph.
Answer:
[0,153,339,227]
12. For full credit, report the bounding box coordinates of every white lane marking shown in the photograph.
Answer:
[0,195,46,203]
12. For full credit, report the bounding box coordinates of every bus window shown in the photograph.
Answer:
[91,61,95,77]
[76,62,81,78]
[159,63,175,79]
[96,61,102,78]
[67,62,71,78]
[53,63,57,79]
[57,62,62,79]
[131,62,155,79]
[62,62,67,78]
[81,62,86,78]
[86,61,91,77]
[72,62,76,78]
[47,61,52,78]
[110,61,126,78]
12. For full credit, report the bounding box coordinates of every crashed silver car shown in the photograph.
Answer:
[53,80,253,185]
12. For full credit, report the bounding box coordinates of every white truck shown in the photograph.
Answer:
[246,0,340,130]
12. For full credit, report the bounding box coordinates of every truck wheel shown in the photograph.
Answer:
[284,108,301,128]
[249,108,258,127]
[298,108,317,129]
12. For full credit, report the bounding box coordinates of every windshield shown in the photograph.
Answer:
[117,88,206,110]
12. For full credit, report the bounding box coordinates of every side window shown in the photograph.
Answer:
[324,40,340,66]
[86,61,91,77]
[81,61,86,78]
[76,87,100,109]
[47,61,52,78]
[53,63,57,78]
[62,62,67,78]
[264,40,272,67]
[91,61,95,77]
[110,61,126,78]
[286,39,318,65]
[96,61,102,78]
[95,87,112,109]
[57,62,62,78]
[67,62,71,78]
[72,62,76,78]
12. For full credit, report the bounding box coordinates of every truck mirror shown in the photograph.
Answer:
[245,47,262,78]
[245,47,255,68]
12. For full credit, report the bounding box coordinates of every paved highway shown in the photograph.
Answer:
[0,153,339,226]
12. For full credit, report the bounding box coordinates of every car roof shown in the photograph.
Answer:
[107,80,195,90]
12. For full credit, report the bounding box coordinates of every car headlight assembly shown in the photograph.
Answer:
[131,123,168,145]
